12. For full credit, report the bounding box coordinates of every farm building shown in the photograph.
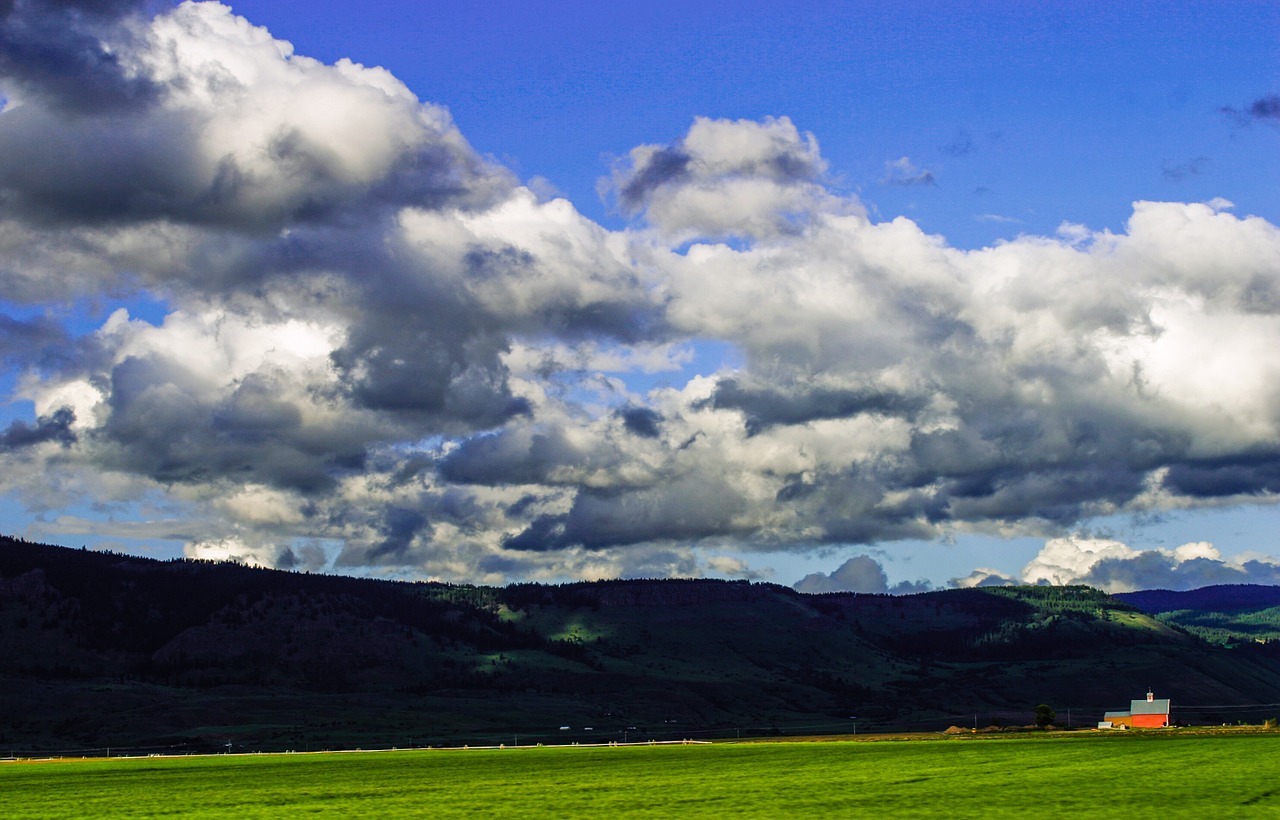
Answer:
[1098,691,1171,729]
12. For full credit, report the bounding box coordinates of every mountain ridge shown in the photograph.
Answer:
[3,536,1280,753]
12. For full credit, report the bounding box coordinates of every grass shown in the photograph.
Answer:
[3,731,1278,818]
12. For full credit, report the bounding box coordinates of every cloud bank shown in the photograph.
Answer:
[3,2,1280,584]
[954,534,1280,594]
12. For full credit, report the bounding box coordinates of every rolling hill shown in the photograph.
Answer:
[3,536,1279,753]
[1118,585,1280,646]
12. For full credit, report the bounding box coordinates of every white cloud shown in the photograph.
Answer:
[609,115,846,242]
[951,568,1019,588]
[704,555,766,579]
[1022,536,1139,585]
[1014,534,1280,592]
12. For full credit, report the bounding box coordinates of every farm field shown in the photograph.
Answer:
[2,731,1278,818]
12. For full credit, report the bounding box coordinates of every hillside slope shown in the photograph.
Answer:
[3,537,1280,752]
[1118,585,1280,645]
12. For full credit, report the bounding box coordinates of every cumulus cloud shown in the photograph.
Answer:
[3,2,1280,585]
[0,1,507,235]
[185,535,329,571]
[1021,536,1142,586]
[958,534,1280,593]
[607,115,845,242]
[795,554,931,594]
[704,554,766,580]
[950,568,1019,588]
[795,555,889,593]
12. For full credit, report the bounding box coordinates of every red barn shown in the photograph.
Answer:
[1101,691,1171,728]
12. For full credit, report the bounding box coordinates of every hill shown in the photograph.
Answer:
[1117,585,1280,646]
[3,536,1280,753]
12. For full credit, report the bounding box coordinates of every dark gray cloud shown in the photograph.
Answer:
[618,405,663,438]
[330,323,526,431]
[0,313,78,372]
[500,513,568,552]
[0,405,75,450]
[940,464,1151,527]
[504,477,746,552]
[802,477,943,544]
[616,147,691,213]
[1161,451,1280,499]
[439,426,587,486]
[368,506,432,562]
[96,354,367,493]
[711,377,925,435]
[0,0,159,114]
[1079,553,1257,591]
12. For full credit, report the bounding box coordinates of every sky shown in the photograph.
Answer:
[0,0,1278,593]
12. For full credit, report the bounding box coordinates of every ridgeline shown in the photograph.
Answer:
[3,536,1279,753]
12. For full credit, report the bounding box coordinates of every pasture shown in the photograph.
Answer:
[2,731,1277,818]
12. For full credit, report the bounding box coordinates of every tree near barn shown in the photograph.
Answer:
[1034,704,1057,728]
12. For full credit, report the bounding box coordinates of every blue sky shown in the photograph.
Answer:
[229,0,1279,247]
[0,0,1278,592]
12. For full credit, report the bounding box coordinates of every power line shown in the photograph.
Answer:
[1174,703,1280,710]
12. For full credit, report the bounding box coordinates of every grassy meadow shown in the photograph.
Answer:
[3,731,1278,818]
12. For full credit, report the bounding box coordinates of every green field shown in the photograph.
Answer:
[3,732,1278,818]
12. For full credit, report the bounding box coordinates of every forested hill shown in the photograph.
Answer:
[4,536,1280,753]
[1118,585,1280,645]
[1118,585,1280,613]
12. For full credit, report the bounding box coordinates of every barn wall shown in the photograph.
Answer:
[1131,713,1167,728]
